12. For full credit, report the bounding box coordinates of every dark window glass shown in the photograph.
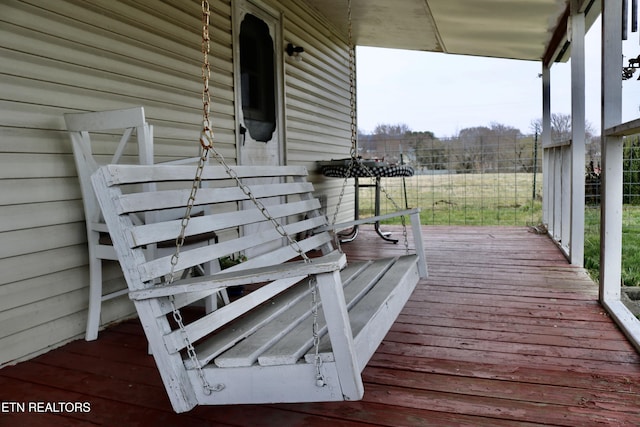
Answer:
[240,14,276,142]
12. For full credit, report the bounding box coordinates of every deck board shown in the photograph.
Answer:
[2,226,640,426]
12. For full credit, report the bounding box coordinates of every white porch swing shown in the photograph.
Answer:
[90,0,426,413]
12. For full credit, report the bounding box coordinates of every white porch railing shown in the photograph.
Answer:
[542,140,572,258]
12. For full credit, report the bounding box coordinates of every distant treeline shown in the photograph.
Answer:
[358,115,601,175]
[359,123,542,173]
[359,121,640,205]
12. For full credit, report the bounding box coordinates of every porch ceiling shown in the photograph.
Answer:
[304,0,599,62]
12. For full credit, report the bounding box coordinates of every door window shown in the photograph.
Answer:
[240,13,276,142]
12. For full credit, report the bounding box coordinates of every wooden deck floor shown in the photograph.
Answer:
[2,226,640,426]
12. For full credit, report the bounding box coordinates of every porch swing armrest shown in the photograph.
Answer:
[317,208,421,233]
[129,250,347,300]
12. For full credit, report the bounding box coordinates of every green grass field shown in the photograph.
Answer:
[585,205,640,287]
[358,172,543,226]
[354,172,640,286]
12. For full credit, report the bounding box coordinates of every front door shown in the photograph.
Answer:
[233,0,285,257]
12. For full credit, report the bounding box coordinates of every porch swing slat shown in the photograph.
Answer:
[214,287,318,367]
[213,259,386,368]
[303,255,419,368]
[102,164,309,184]
[258,259,393,366]
[154,233,336,316]
[138,217,329,281]
[130,199,321,246]
[163,276,306,355]
[347,255,420,370]
[115,182,314,214]
[185,261,367,370]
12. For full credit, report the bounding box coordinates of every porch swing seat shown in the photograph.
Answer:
[91,163,427,413]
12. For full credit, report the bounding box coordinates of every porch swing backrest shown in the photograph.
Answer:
[91,162,427,412]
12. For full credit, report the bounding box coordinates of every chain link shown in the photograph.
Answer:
[209,149,311,262]
[170,294,223,395]
[201,0,213,147]
[331,0,410,254]
[308,276,324,386]
[169,146,210,280]
[330,0,358,244]
[166,0,218,396]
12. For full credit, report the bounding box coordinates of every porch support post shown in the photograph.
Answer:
[600,0,640,352]
[600,0,623,302]
[569,0,585,266]
[541,63,551,228]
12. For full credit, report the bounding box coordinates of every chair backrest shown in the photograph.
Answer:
[64,107,153,226]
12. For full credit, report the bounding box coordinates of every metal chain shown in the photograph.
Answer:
[200,0,213,148]
[166,0,216,396]
[308,276,324,386]
[169,0,214,279]
[167,0,324,392]
[205,143,310,262]
[330,0,358,240]
[346,0,356,158]
[169,294,224,395]
[331,0,410,254]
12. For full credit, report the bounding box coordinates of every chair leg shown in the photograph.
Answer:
[220,288,230,305]
[202,259,229,312]
[85,249,103,341]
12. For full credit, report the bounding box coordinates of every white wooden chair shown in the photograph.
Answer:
[64,107,226,341]
[91,163,427,412]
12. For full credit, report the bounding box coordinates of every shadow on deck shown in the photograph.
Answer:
[1,226,639,426]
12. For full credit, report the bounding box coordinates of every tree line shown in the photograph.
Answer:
[358,114,599,174]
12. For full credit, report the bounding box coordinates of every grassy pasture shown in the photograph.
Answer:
[357,172,543,226]
[584,206,640,287]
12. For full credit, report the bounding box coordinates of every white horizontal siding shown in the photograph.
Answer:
[279,0,354,219]
[0,0,234,366]
[0,0,354,366]
[0,178,81,205]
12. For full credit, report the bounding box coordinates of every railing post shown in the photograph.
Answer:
[600,0,624,302]
[541,64,552,230]
[569,0,586,267]
[600,0,640,354]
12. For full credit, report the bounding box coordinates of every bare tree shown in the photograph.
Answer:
[373,123,411,136]
[456,126,492,172]
[550,113,572,142]
[361,123,414,162]
[406,131,445,170]
[531,113,595,142]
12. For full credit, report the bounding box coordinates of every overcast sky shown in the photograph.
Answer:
[356,17,640,138]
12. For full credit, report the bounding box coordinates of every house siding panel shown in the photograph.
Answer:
[0,0,351,366]
[279,0,353,217]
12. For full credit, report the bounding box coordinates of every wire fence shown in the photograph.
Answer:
[354,133,640,287]
[356,134,543,227]
[584,135,640,288]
